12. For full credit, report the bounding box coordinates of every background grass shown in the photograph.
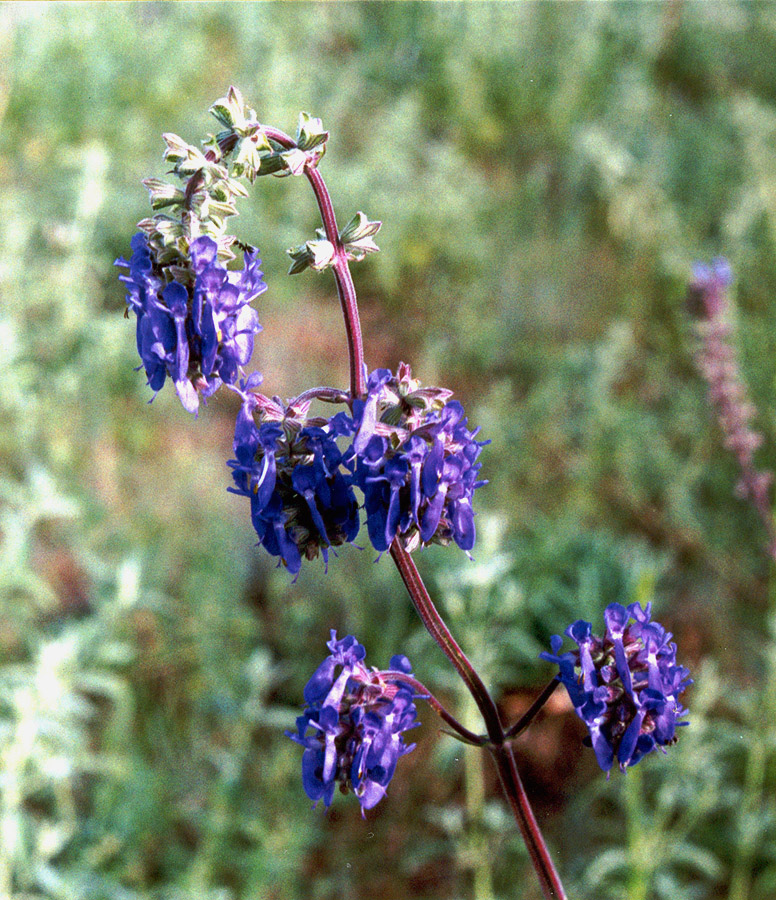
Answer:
[3,2,776,898]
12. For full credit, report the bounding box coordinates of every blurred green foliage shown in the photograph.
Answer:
[5,2,776,898]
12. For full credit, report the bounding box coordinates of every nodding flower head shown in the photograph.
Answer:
[227,384,359,575]
[352,364,488,555]
[540,603,691,773]
[286,631,419,813]
[116,234,266,414]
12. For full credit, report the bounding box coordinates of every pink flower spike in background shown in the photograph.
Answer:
[689,259,776,560]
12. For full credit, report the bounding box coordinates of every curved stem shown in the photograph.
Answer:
[389,541,504,744]
[384,670,487,746]
[288,386,350,408]
[504,678,560,739]
[256,117,566,900]
[261,125,366,398]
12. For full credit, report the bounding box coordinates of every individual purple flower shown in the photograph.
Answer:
[115,233,266,413]
[286,630,419,813]
[540,603,691,773]
[352,363,487,554]
[227,386,359,574]
[687,259,776,559]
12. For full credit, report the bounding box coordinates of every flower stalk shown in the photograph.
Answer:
[260,125,366,398]
[490,744,568,900]
[286,115,569,899]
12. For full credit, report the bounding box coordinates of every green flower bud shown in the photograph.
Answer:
[340,211,381,262]
[208,85,257,135]
[142,178,186,211]
[161,132,194,166]
[339,211,381,244]
[296,112,329,152]
[278,148,310,177]
[287,239,336,275]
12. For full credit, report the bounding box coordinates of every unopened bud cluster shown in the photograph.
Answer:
[287,211,381,275]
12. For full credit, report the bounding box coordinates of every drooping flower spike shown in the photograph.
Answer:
[116,234,266,413]
[286,631,419,813]
[540,602,691,773]
[352,364,488,555]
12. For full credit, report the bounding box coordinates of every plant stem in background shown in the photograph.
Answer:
[689,259,776,900]
[461,690,496,900]
[624,765,650,900]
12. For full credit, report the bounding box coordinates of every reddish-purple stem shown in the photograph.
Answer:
[504,678,560,739]
[390,546,567,899]
[261,125,366,399]
[288,386,350,407]
[490,744,569,900]
[383,670,487,746]
[261,117,567,900]
[390,542,504,743]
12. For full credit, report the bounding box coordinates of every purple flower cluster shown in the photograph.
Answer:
[541,603,691,773]
[688,259,776,558]
[353,365,487,553]
[227,365,488,574]
[116,234,266,414]
[227,384,359,575]
[286,631,419,813]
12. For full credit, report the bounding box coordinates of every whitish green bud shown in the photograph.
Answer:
[253,153,286,177]
[216,234,238,262]
[136,217,157,236]
[209,85,257,134]
[142,178,186,211]
[287,244,311,275]
[339,211,381,244]
[161,132,193,166]
[296,112,329,152]
[151,216,185,243]
[222,175,250,199]
[190,193,239,224]
[231,135,264,183]
[307,239,336,270]
[339,211,381,261]
[175,146,209,177]
[338,211,381,262]
[287,239,336,275]
[278,147,309,177]
[343,235,380,262]
[202,132,225,163]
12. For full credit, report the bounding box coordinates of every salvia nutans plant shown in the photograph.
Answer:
[115,85,776,900]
